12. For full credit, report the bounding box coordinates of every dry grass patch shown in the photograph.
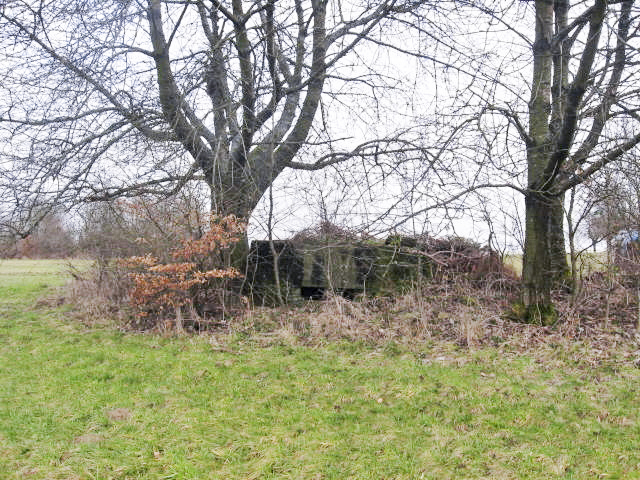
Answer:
[235,274,640,371]
[59,258,640,369]
[244,279,514,348]
[106,408,132,422]
[65,260,133,327]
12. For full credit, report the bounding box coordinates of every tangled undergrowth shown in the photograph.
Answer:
[245,277,640,363]
[64,257,640,369]
[62,220,640,367]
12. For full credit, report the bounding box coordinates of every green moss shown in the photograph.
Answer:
[528,303,558,326]
[508,301,557,326]
[370,247,433,294]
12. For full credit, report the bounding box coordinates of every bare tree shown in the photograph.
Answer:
[0,0,443,264]
[77,186,209,261]
[516,0,640,321]
[585,157,640,247]
[434,1,640,322]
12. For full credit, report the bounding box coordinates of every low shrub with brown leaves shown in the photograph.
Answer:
[67,215,246,332]
[118,215,245,329]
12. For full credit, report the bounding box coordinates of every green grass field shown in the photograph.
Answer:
[503,252,608,277]
[1,259,640,478]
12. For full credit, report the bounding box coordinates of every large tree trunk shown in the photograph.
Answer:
[209,179,261,272]
[549,193,569,282]
[201,178,264,310]
[520,0,563,324]
[522,192,568,324]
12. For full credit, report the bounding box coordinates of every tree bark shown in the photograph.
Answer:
[521,0,556,322]
[522,192,566,324]
[549,193,569,283]
[208,180,258,272]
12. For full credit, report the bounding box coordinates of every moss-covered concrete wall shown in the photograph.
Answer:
[247,240,434,302]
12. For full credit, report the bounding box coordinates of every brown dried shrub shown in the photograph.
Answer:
[66,259,133,326]
[387,234,518,287]
[118,215,245,331]
[68,215,246,332]
[291,221,370,244]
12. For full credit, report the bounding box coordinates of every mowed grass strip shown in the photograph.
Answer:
[1,260,640,479]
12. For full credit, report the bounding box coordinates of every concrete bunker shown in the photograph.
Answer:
[246,238,434,304]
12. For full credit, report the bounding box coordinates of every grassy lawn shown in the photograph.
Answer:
[1,260,640,478]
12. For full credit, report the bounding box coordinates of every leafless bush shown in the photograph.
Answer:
[77,190,208,262]
[0,236,18,258]
[387,233,518,287]
[242,274,512,347]
[455,309,487,348]
[568,270,640,331]
[66,260,133,326]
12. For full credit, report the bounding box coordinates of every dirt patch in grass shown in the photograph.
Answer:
[34,295,67,309]
[73,433,103,445]
[106,408,132,422]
